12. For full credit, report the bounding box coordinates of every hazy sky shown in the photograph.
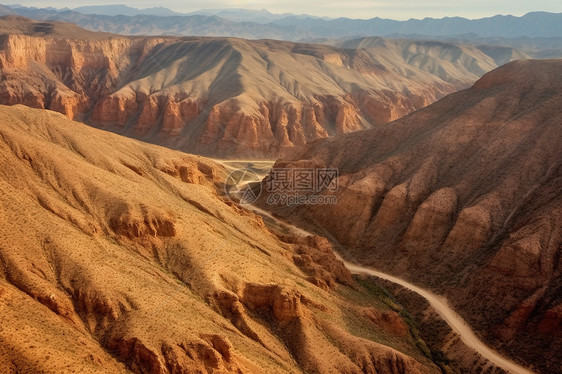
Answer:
[9,0,562,20]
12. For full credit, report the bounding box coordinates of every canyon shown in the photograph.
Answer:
[0,8,560,374]
[0,16,529,158]
[259,59,562,373]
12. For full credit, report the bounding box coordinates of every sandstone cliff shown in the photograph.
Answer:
[0,16,527,158]
[259,59,562,373]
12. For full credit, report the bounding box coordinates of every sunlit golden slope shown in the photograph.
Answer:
[0,104,443,373]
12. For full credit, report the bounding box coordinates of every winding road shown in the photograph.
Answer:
[217,158,535,374]
[344,263,535,374]
[245,204,535,374]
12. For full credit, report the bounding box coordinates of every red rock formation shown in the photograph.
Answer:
[260,59,562,373]
[0,16,525,158]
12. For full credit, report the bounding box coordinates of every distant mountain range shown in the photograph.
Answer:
[1,4,561,41]
[184,8,331,23]
[68,5,316,23]
[72,5,184,17]
[4,4,326,23]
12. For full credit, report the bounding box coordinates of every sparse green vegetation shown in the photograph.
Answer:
[354,275,455,368]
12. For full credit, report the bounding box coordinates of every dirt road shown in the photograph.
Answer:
[344,263,535,374]
[246,204,535,374]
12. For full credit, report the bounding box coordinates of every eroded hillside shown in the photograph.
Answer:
[0,104,445,373]
[259,59,562,373]
[0,16,528,158]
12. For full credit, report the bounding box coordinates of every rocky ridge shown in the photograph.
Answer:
[0,16,528,158]
[259,59,562,373]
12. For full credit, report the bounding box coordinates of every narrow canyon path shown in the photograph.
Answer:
[242,203,535,374]
[344,263,535,374]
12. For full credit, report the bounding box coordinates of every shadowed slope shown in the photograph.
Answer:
[259,59,562,373]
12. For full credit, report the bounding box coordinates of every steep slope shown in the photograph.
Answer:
[334,37,525,82]
[0,17,525,158]
[0,104,443,373]
[258,59,562,373]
